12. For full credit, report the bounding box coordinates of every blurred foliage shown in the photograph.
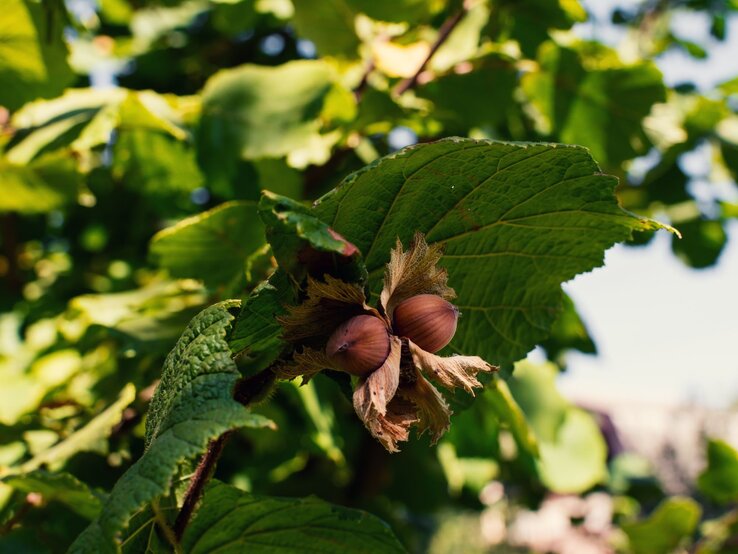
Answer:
[0,0,737,552]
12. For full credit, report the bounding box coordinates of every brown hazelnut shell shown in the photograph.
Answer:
[326,315,390,376]
[392,294,458,353]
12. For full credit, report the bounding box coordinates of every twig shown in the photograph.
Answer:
[172,368,276,540]
[173,431,232,541]
[353,61,375,102]
[394,3,470,96]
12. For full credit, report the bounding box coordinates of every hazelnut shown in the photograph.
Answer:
[326,315,390,376]
[392,294,458,353]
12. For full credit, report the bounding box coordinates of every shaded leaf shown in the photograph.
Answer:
[150,201,266,289]
[258,191,363,283]
[181,481,406,553]
[291,0,360,57]
[0,152,79,214]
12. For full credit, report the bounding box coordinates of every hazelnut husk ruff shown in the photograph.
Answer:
[276,232,496,452]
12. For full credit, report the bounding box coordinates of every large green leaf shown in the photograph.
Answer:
[522,42,666,168]
[197,61,335,186]
[0,0,74,111]
[313,138,668,366]
[698,439,738,505]
[150,201,266,289]
[181,481,406,553]
[622,497,701,554]
[70,301,274,552]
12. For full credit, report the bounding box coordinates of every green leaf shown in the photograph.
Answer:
[698,439,738,504]
[418,53,517,132]
[0,152,79,213]
[70,301,274,552]
[227,272,290,361]
[486,0,586,58]
[197,60,335,187]
[313,138,669,366]
[509,362,606,493]
[150,201,266,289]
[112,129,203,196]
[66,280,206,347]
[347,0,439,24]
[258,191,364,282]
[181,481,406,553]
[536,407,607,493]
[623,497,701,554]
[522,42,666,167]
[291,0,360,57]
[0,0,74,111]
[2,471,103,521]
[6,384,136,475]
[539,292,596,366]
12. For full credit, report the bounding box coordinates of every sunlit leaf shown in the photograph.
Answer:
[622,497,701,554]
[698,439,738,505]
[0,0,74,110]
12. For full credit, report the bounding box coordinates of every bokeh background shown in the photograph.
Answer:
[1,0,738,552]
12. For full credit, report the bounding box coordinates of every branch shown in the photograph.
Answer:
[353,61,375,103]
[394,3,470,96]
[173,431,231,541]
[172,368,277,540]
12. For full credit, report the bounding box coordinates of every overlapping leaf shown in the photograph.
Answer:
[69,301,273,552]
[313,138,670,365]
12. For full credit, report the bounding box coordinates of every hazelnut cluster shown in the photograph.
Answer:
[276,233,495,452]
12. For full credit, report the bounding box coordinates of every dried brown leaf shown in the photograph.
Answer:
[280,275,378,342]
[399,370,451,444]
[274,347,332,384]
[408,340,496,395]
[380,232,455,318]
